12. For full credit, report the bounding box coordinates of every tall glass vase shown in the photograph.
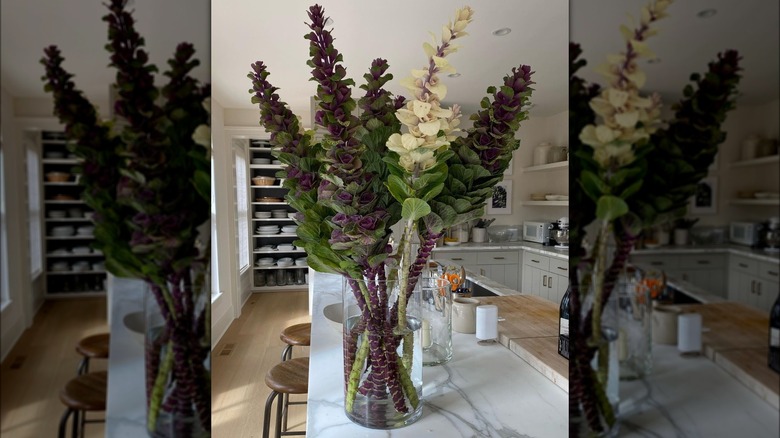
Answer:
[618,267,653,380]
[144,275,210,437]
[420,276,452,366]
[342,275,423,429]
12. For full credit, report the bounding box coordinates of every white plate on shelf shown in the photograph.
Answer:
[754,192,779,199]
[443,241,460,246]
[544,195,569,201]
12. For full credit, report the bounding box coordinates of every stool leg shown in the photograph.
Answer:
[77,357,88,375]
[262,391,279,438]
[72,409,80,438]
[59,408,74,438]
[281,345,292,362]
[275,390,284,438]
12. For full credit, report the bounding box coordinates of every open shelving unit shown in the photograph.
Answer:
[38,130,107,298]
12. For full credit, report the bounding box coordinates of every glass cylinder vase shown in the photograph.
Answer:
[617,268,653,380]
[144,276,210,438]
[420,276,452,366]
[342,275,423,429]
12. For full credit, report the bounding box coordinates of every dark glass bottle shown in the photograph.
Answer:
[558,286,570,359]
[769,292,780,373]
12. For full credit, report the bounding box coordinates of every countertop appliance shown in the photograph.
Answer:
[761,217,780,253]
[523,221,551,244]
[730,221,763,246]
[548,217,570,248]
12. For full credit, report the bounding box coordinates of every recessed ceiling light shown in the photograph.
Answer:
[492,27,511,37]
[448,73,462,78]
[324,17,334,26]
[696,9,717,18]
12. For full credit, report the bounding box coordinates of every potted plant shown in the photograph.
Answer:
[40,0,211,436]
[249,3,532,429]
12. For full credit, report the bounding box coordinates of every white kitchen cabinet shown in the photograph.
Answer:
[756,260,780,312]
[522,252,568,303]
[677,254,727,298]
[433,249,521,291]
[728,255,779,313]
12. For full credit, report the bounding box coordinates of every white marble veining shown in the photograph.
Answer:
[633,244,780,263]
[618,345,780,437]
[105,276,148,437]
[307,272,569,437]
[433,241,569,260]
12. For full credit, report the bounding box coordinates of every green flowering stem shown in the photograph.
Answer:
[345,330,370,413]
[591,220,611,384]
[147,338,175,431]
[397,358,420,410]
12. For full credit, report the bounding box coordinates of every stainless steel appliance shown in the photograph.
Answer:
[549,217,569,249]
[523,221,551,243]
[762,217,780,253]
[730,222,763,246]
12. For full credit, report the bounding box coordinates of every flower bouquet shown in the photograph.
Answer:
[40,0,211,436]
[249,3,533,429]
[568,0,742,435]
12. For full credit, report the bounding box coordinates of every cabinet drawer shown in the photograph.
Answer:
[549,258,569,277]
[477,250,519,265]
[433,250,477,266]
[759,260,780,282]
[729,255,758,275]
[678,254,726,269]
[523,253,549,271]
[630,254,679,270]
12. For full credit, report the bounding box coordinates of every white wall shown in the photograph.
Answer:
[487,110,569,226]
[691,99,780,226]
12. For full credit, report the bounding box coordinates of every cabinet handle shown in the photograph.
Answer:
[493,257,505,260]
[480,269,486,276]
[542,275,547,287]
[739,263,748,268]
[650,261,663,266]
[451,258,463,261]
[531,259,540,263]
[556,266,568,272]
[768,271,778,277]
[548,279,552,289]
[696,260,710,265]
[683,274,688,281]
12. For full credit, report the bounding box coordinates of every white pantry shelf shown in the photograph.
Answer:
[522,161,568,173]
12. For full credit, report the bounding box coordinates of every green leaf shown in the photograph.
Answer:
[386,174,413,202]
[596,195,628,221]
[401,198,431,221]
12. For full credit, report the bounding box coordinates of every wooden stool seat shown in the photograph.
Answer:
[263,357,309,438]
[265,357,309,394]
[58,371,107,438]
[76,333,110,359]
[279,323,311,347]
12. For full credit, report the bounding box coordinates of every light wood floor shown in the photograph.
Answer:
[0,297,108,438]
[212,291,310,438]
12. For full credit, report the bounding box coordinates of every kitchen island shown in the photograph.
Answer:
[306,272,568,437]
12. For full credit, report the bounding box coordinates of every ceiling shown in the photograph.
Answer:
[2,0,776,123]
[572,0,779,106]
[212,0,569,119]
[1,0,210,112]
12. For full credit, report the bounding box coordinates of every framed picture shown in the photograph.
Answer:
[487,180,512,215]
[690,176,717,214]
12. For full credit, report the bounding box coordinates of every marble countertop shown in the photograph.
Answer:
[306,271,568,437]
[633,244,780,263]
[619,345,779,437]
[433,240,570,260]
[105,276,147,437]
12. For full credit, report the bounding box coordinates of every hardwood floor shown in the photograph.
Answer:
[212,291,310,438]
[0,297,108,438]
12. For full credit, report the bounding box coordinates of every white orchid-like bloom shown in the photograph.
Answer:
[580,0,671,168]
[389,7,473,172]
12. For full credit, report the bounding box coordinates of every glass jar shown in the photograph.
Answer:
[420,277,453,366]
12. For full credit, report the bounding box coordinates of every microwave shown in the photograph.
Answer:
[523,221,551,243]
[729,222,762,246]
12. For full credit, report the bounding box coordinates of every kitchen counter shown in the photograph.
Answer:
[306,271,568,437]
[633,243,780,263]
[433,240,569,260]
[619,344,779,437]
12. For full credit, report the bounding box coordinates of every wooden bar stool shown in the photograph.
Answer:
[58,371,107,438]
[280,323,311,362]
[262,357,309,438]
[76,333,110,375]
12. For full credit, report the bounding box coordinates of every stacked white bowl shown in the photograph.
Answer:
[51,225,75,237]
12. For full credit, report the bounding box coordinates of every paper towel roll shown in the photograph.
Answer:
[677,313,702,353]
[476,305,498,341]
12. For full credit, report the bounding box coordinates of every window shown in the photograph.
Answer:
[211,158,219,297]
[234,146,249,271]
[26,147,42,277]
[1,145,9,308]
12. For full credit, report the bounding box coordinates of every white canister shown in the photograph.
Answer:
[533,142,553,166]
[472,227,487,243]
[677,313,702,354]
[674,229,688,246]
[452,297,479,334]
[476,305,498,342]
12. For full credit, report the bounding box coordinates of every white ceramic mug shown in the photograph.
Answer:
[452,297,479,333]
